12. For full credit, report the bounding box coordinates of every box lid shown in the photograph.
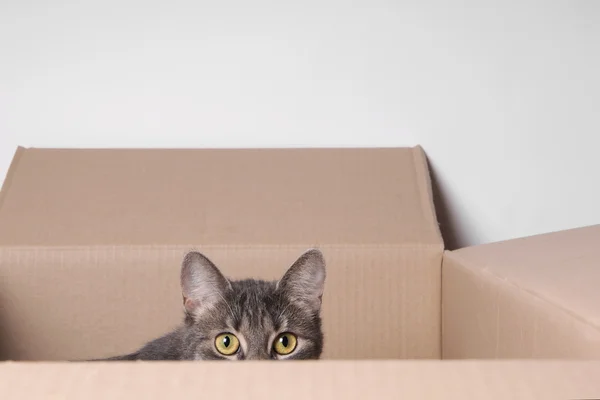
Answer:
[442,224,600,358]
[1,360,599,399]
[0,146,442,247]
[449,224,600,331]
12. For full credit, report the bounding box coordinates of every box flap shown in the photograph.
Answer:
[0,146,442,247]
[449,224,600,331]
[1,360,599,399]
[442,224,600,358]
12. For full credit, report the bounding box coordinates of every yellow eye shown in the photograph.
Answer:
[214,333,240,356]
[273,332,298,355]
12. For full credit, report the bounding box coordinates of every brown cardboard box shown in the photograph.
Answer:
[1,145,600,398]
[443,224,600,359]
[0,146,443,361]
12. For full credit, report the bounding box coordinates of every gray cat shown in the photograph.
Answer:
[90,248,326,361]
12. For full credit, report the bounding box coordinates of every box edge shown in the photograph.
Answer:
[0,146,26,213]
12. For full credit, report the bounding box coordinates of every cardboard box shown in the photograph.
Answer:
[0,146,443,361]
[443,224,600,359]
[1,145,599,398]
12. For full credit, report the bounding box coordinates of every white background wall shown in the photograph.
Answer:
[1,1,599,248]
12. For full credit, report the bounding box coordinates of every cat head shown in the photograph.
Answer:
[180,249,326,360]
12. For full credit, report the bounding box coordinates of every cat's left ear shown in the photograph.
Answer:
[276,249,326,313]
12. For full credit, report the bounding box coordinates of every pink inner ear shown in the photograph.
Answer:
[184,297,197,312]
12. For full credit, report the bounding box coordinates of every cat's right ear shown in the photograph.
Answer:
[180,251,232,318]
[276,248,326,314]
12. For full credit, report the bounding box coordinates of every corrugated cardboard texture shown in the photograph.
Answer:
[442,224,600,358]
[0,147,441,246]
[1,360,600,399]
[0,146,443,361]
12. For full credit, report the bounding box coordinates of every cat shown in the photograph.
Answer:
[89,248,327,361]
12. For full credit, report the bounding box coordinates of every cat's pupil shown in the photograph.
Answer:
[280,336,289,348]
[223,336,231,348]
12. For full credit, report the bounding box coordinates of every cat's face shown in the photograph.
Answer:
[179,249,326,360]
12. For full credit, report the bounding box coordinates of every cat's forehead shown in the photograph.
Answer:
[227,279,282,325]
[230,279,277,298]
